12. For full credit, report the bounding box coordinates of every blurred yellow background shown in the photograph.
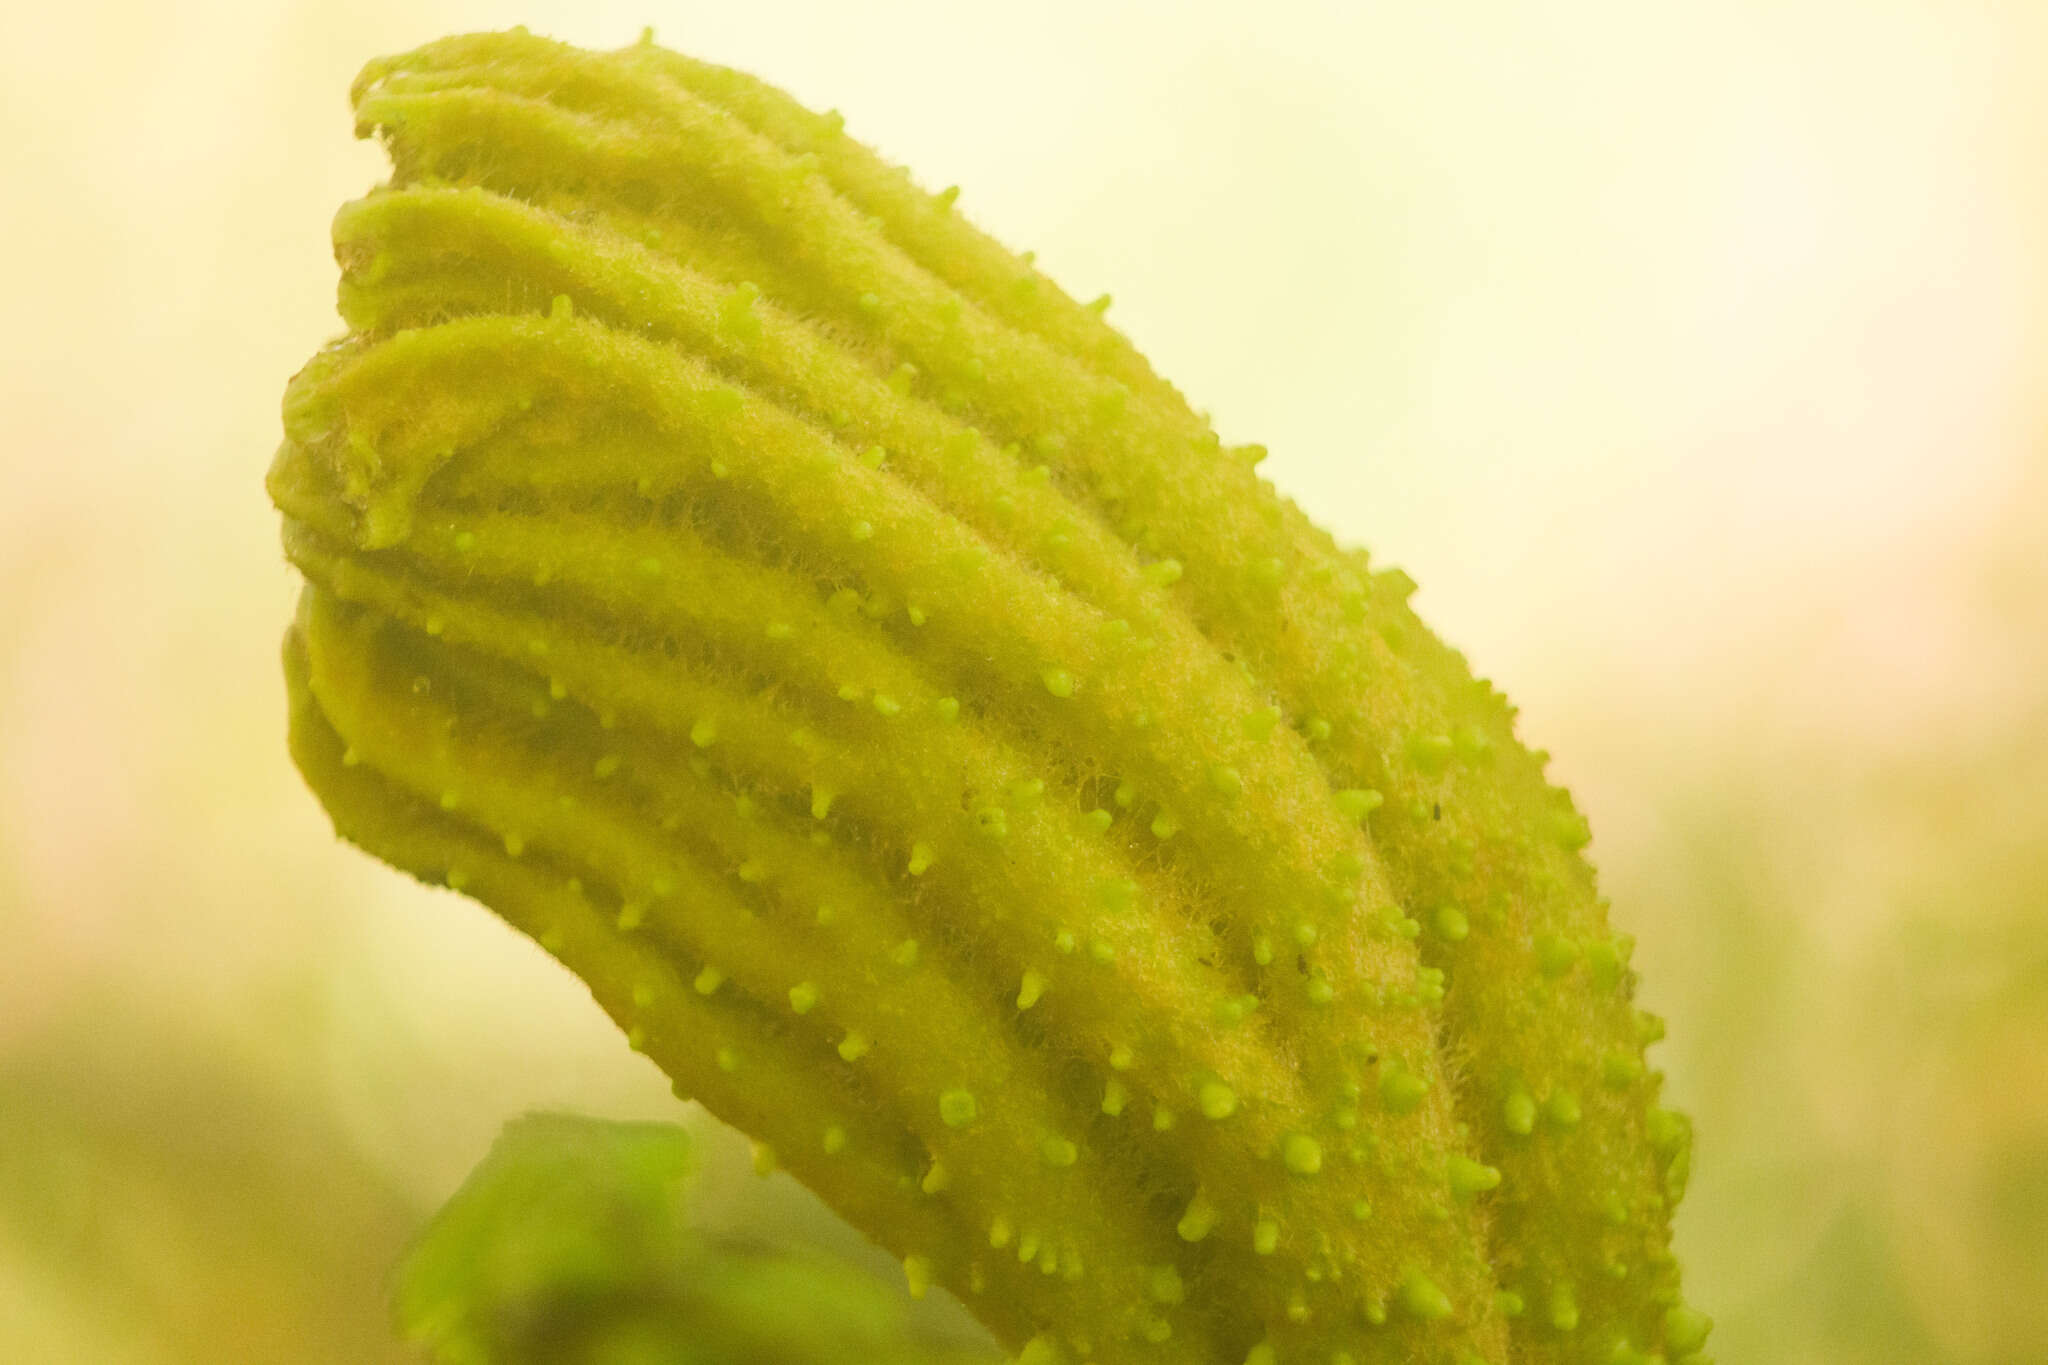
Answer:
[3,1,2042,1361]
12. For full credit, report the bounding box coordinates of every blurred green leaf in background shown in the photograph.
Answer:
[398,1114,998,1365]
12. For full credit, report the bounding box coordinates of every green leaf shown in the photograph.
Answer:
[397,1113,997,1365]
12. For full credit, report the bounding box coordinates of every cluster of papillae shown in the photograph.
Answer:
[273,30,1706,1365]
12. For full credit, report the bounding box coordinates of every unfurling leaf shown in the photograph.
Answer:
[275,29,1705,1365]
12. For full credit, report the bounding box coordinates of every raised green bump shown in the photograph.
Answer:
[273,28,1703,1365]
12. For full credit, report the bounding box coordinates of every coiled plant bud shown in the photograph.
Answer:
[271,29,1706,1365]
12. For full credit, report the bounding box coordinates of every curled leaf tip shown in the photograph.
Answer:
[276,28,1700,1365]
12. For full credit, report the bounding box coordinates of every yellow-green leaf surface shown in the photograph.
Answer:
[272,28,1704,1365]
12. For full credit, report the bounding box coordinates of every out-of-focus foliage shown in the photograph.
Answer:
[0,1002,422,1364]
[399,1113,1000,1365]
[1617,462,2048,1365]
